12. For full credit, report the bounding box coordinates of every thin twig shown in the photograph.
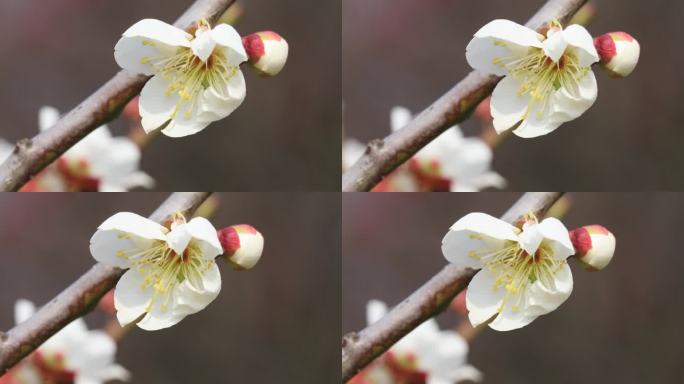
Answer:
[341,192,564,381]
[0,0,237,191]
[341,0,589,192]
[0,192,212,373]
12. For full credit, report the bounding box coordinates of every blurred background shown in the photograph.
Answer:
[343,193,684,383]
[343,0,684,190]
[0,193,340,383]
[0,0,340,191]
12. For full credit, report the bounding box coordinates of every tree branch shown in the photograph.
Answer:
[0,0,237,191]
[0,192,212,373]
[341,192,564,381]
[341,0,589,192]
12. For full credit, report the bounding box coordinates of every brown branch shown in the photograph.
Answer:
[341,0,589,192]
[0,192,212,373]
[0,0,237,192]
[341,192,564,381]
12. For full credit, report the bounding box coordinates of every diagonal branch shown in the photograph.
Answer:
[341,192,564,381]
[341,0,589,192]
[0,192,212,373]
[0,0,237,192]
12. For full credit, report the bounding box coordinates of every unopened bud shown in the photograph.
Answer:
[594,32,640,78]
[242,31,289,77]
[570,225,615,271]
[217,224,264,270]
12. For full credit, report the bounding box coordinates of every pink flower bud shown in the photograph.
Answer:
[594,32,640,78]
[570,225,615,271]
[217,224,264,270]
[242,31,289,77]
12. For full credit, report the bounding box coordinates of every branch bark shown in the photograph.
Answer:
[0,192,212,373]
[0,0,237,191]
[341,192,565,382]
[341,0,589,192]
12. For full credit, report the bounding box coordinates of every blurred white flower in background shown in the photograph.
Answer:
[0,300,129,384]
[466,19,599,138]
[90,212,223,331]
[349,300,482,384]
[0,106,154,192]
[442,212,575,331]
[114,19,248,137]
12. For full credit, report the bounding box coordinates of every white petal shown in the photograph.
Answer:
[466,19,543,75]
[342,139,365,169]
[161,116,211,138]
[166,223,192,254]
[548,70,598,123]
[542,29,568,62]
[114,19,191,75]
[390,106,412,132]
[562,25,599,66]
[466,269,505,327]
[512,101,564,138]
[38,106,60,131]
[488,299,536,331]
[490,76,530,133]
[0,139,14,164]
[190,29,216,62]
[537,218,574,259]
[101,171,155,191]
[173,262,221,315]
[185,217,222,259]
[439,137,492,181]
[136,300,186,331]
[14,299,35,324]
[366,300,388,325]
[96,212,167,240]
[87,137,141,181]
[211,24,248,64]
[518,223,544,255]
[139,75,178,133]
[526,262,573,316]
[114,269,153,326]
[90,230,136,268]
[442,213,517,268]
[194,70,246,124]
[63,330,116,373]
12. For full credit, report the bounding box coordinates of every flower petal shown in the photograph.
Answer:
[38,106,60,131]
[14,299,35,324]
[511,101,564,138]
[490,76,530,134]
[466,19,543,75]
[96,212,166,240]
[90,212,166,268]
[537,218,574,259]
[173,262,221,315]
[194,70,247,124]
[518,222,544,255]
[211,24,248,64]
[190,29,216,62]
[136,300,186,331]
[114,269,153,326]
[139,75,178,133]
[548,70,598,123]
[185,217,222,259]
[526,262,573,316]
[390,106,412,132]
[542,29,568,62]
[114,19,191,75]
[562,25,599,66]
[366,300,388,325]
[466,269,505,327]
[166,223,192,254]
[442,212,517,268]
[488,299,536,331]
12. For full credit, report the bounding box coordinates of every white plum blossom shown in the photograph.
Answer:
[442,213,575,331]
[37,106,154,192]
[342,138,365,171]
[350,300,482,384]
[2,300,129,384]
[90,212,224,331]
[390,107,506,192]
[466,19,599,138]
[115,19,248,137]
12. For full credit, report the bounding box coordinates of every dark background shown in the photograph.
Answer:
[343,0,684,190]
[343,193,684,383]
[0,0,340,191]
[0,193,340,383]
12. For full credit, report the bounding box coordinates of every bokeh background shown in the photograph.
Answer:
[343,193,684,383]
[0,193,340,383]
[0,0,340,191]
[343,0,684,190]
